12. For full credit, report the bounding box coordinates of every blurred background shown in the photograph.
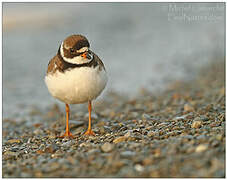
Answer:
[3,2,225,119]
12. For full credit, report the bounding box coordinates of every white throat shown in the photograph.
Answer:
[60,43,92,64]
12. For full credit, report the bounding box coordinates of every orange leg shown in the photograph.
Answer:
[84,100,95,136]
[59,104,74,138]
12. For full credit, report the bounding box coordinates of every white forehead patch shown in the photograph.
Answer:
[60,43,92,64]
[77,47,88,53]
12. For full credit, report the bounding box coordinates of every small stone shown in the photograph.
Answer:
[211,140,219,147]
[195,144,208,153]
[6,139,21,144]
[104,126,112,133]
[79,142,91,147]
[100,126,112,134]
[27,138,32,143]
[51,153,63,158]
[134,164,144,172]
[36,150,44,155]
[113,136,126,144]
[45,162,60,172]
[101,142,114,153]
[129,143,140,149]
[124,130,133,138]
[45,144,58,153]
[186,146,195,153]
[174,116,185,120]
[33,123,42,128]
[3,151,19,160]
[184,103,194,112]
[147,131,155,137]
[99,126,105,134]
[87,149,100,154]
[21,172,31,178]
[120,151,136,158]
[216,134,222,141]
[200,115,209,121]
[31,144,39,149]
[39,144,46,151]
[34,129,42,135]
[196,134,206,140]
[191,119,202,128]
[143,158,153,165]
[174,114,189,120]
[62,141,73,147]
[34,171,43,178]
[48,134,56,139]
[154,148,161,157]
[93,127,100,133]
[75,128,85,135]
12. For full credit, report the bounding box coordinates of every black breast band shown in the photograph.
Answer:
[57,48,98,72]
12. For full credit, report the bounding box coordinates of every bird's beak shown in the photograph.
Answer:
[81,52,93,60]
[81,52,87,59]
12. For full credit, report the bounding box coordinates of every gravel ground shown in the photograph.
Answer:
[2,61,225,178]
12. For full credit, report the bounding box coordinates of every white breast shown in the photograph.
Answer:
[45,66,108,104]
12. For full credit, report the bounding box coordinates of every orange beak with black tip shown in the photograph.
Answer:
[81,52,88,59]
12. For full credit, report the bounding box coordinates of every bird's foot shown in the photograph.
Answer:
[58,131,74,138]
[84,129,96,136]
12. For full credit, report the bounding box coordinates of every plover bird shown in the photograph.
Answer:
[45,34,107,137]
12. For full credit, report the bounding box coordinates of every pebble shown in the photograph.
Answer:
[174,115,187,120]
[51,153,63,158]
[215,134,222,141]
[62,141,73,147]
[124,130,133,138]
[120,151,136,158]
[6,139,21,144]
[147,131,155,137]
[134,164,144,172]
[3,151,19,160]
[34,129,42,135]
[21,172,31,178]
[186,146,195,153]
[211,140,219,147]
[195,144,208,153]
[184,103,194,112]
[113,136,126,144]
[45,144,58,153]
[191,118,203,128]
[48,134,56,139]
[79,142,90,147]
[101,142,114,153]
[200,115,209,121]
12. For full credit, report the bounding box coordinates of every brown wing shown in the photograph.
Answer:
[47,51,106,74]
[46,55,64,75]
[91,51,106,71]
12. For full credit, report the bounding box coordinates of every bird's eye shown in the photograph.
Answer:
[70,48,74,53]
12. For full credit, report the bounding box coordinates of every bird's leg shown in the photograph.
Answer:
[84,100,95,136]
[59,103,74,138]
